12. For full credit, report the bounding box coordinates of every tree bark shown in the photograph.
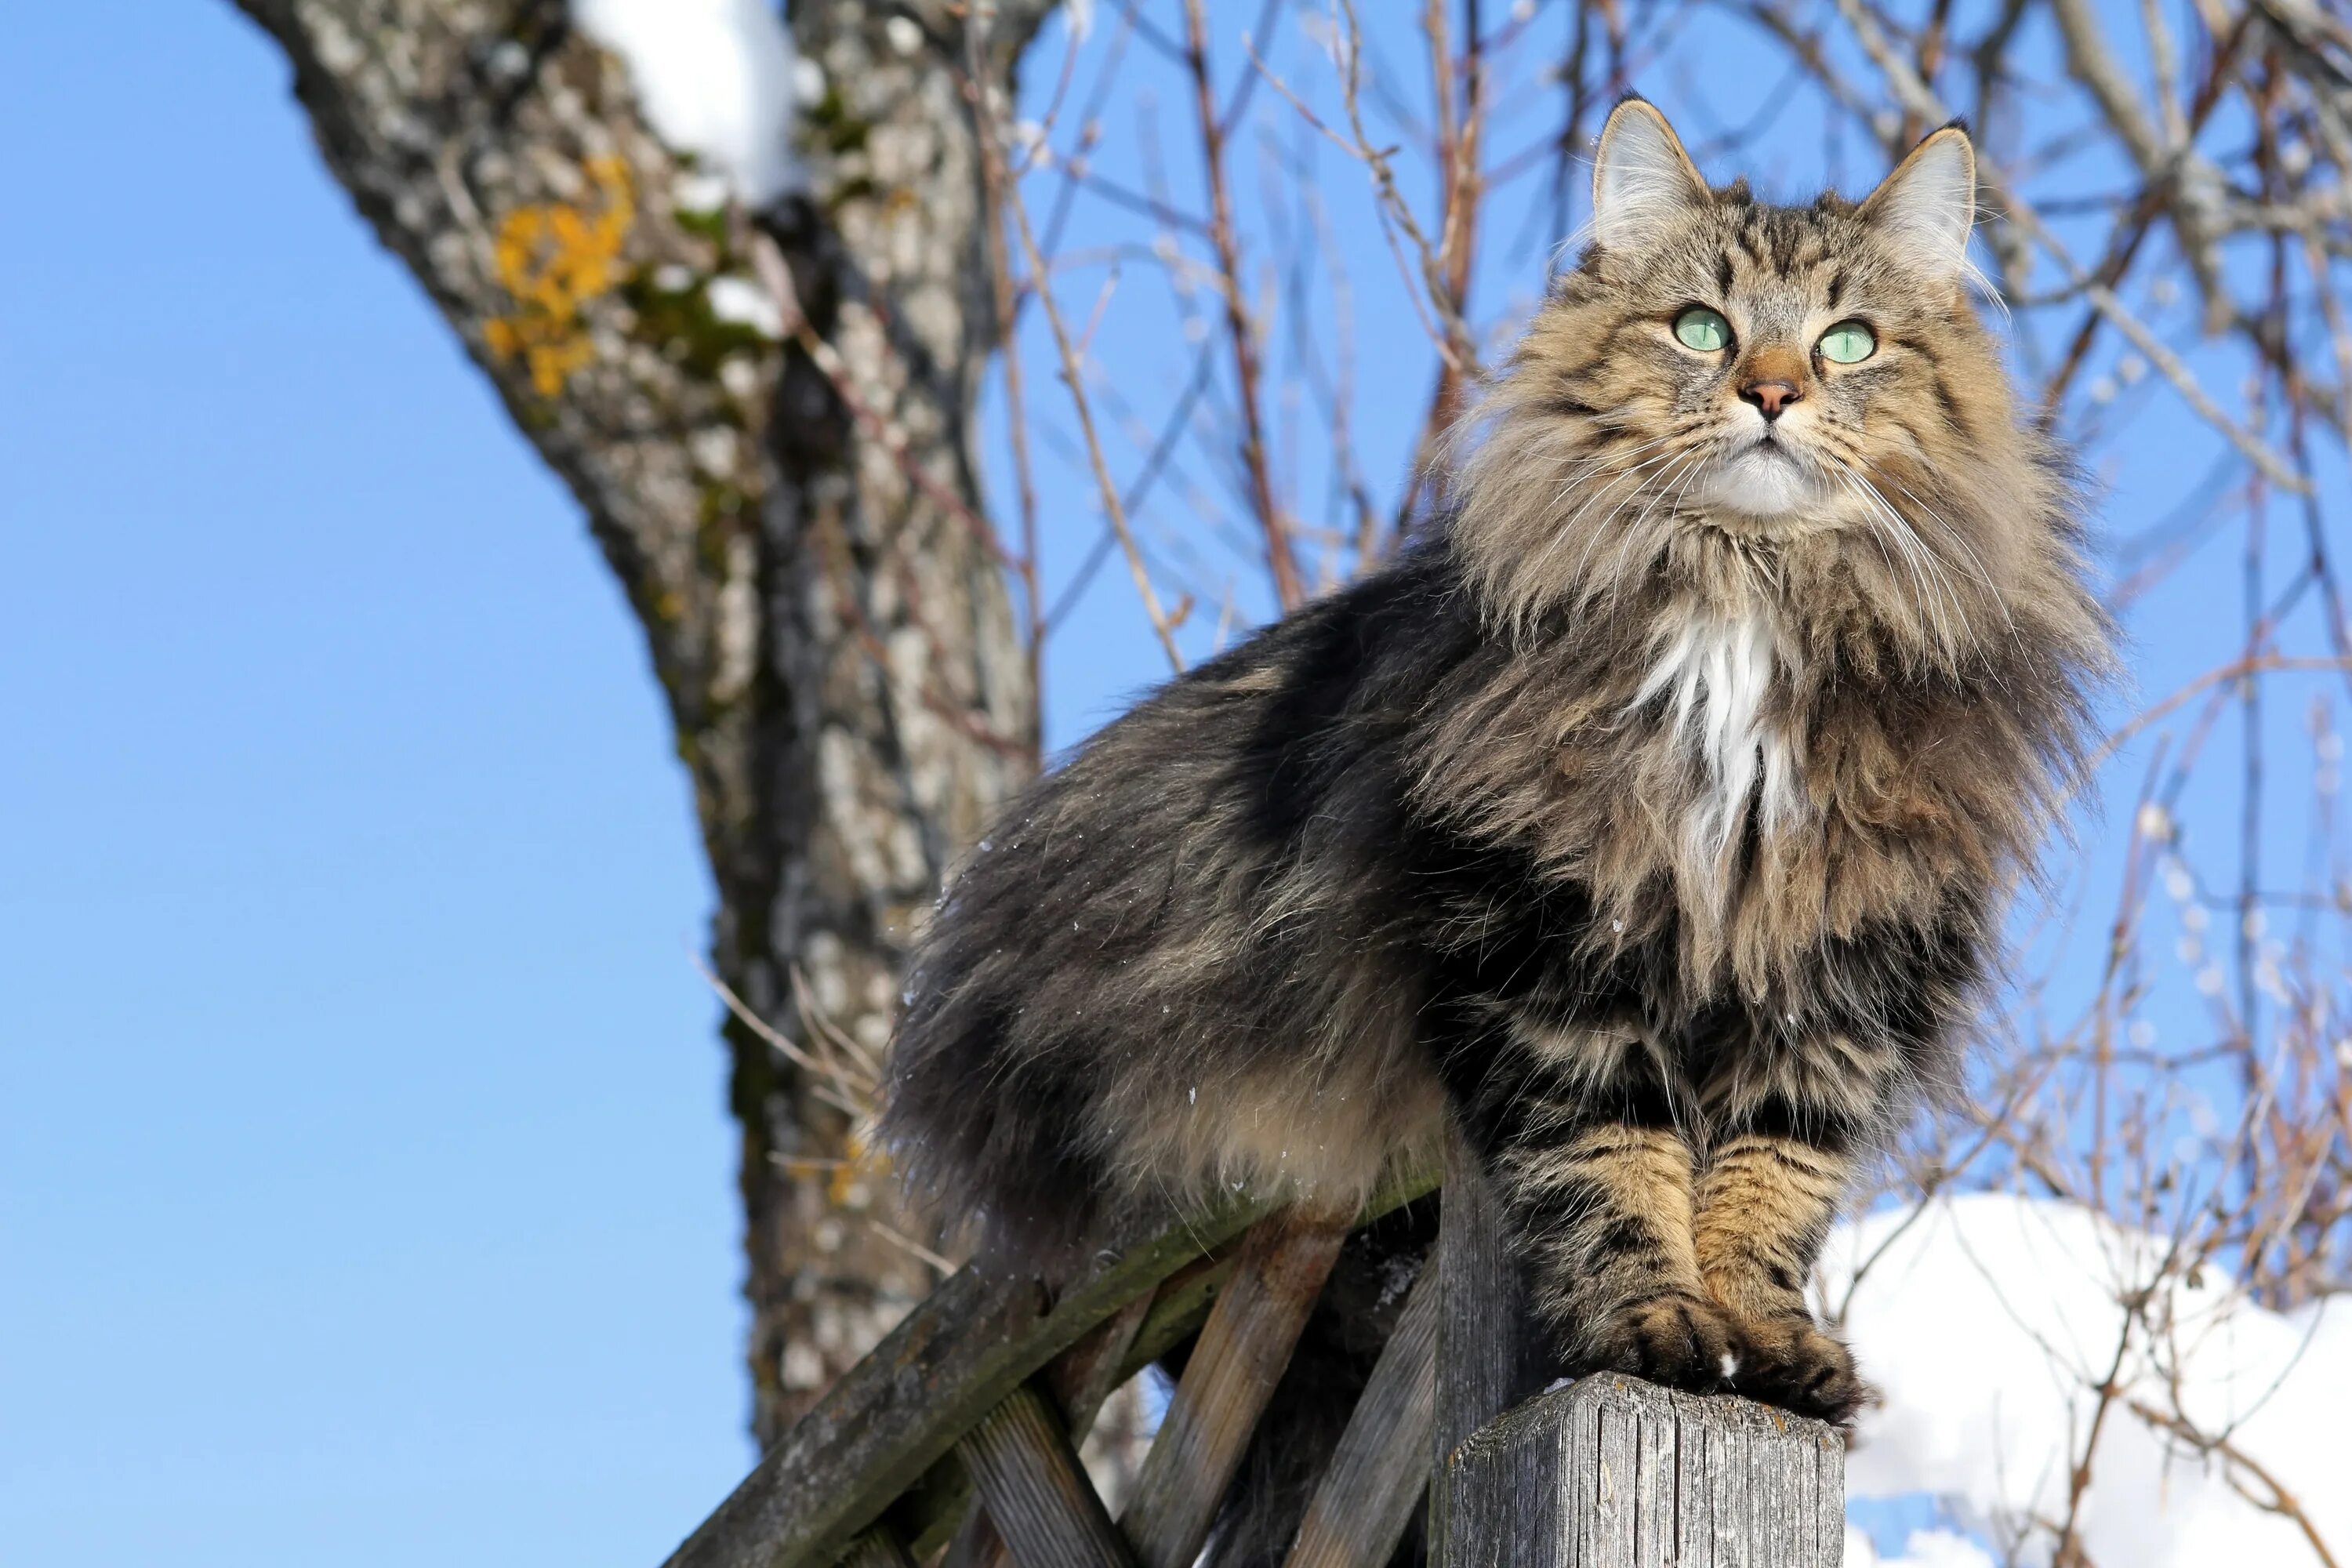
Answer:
[230,0,1046,1441]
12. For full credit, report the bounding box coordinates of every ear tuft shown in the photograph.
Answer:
[1860,125,1977,281]
[1591,98,1710,251]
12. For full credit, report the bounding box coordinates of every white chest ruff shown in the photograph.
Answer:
[1633,612,1798,862]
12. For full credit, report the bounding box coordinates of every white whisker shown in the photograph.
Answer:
[1886,476,2015,631]
[1604,449,1705,593]
[1835,470,1948,652]
[1544,443,1698,603]
[1845,469,1971,653]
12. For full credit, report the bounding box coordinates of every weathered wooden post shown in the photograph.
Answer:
[655,1148,1840,1568]
[1440,1378,1846,1566]
[1432,1128,1846,1566]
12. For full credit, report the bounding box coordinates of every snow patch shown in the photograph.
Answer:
[706,276,783,338]
[571,0,803,204]
[1828,1193,2352,1566]
[1845,1526,1996,1567]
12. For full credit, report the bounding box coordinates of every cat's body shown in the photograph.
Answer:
[881,101,2107,1488]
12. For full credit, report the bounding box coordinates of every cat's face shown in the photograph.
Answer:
[1454,100,2053,655]
[1608,202,1951,526]
[1573,105,1993,534]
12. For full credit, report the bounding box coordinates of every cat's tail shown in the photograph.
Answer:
[1185,1200,1437,1568]
[876,990,1112,1276]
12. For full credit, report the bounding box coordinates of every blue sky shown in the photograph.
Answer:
[3,2,2340,1566]
[1,7,742,1564]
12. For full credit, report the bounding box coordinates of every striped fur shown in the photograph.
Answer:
[880,102,2108,1442]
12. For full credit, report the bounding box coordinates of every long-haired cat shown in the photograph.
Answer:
[881,97,2107,1546]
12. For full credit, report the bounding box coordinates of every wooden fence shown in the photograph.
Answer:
[660,1131,1844,1568]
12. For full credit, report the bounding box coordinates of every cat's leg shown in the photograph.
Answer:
[1444,1014,1740,1395]
[1690,1040,1895,1424]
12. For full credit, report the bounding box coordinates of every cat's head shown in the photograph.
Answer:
[1455,98,2080,665]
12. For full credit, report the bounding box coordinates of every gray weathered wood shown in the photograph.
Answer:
[661,1196,1272,1568]
[927,1232,1290,1563]
[945,1294,1156,1568]
[663,1165,1440,1568]
[1282,1258,1440,1568]
[1120,1211,1352,1568]
[938,1230,1303,1568]
[834,1525,919,1568]
[1114,1247,1243,1381]
[1435,1124,1534,1472]
[1058,1294,1158,1433]
[956,1382,1137,1568]
[1439,1378,1846,1568]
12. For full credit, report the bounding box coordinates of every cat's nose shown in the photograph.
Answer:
[1739,378,1804,421]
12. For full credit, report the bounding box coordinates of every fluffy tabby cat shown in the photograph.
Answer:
[883,98,2105,1469]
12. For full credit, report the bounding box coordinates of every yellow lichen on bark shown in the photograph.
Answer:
[774,1122,895,1207]
[484,157,633,395]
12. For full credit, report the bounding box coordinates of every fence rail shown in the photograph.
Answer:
[659,1132,1844,1568]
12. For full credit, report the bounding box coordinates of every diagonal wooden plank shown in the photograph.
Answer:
[1112,1247,1243,1383]
[1120,1211,1352,1568]
[945,1294,1156,1568]
[662,1164,1440,1568]
[1056,1294,1158,1435]
[936,1250,1242,1568]
[659,1196,1274,1568]
[1281,1258,1440,1568]
[835,1525,919,1568]
[956,1382,1138,1568]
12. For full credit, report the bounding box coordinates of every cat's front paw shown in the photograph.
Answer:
[1581,1290,1744,1395]
[1730,1313,1870,1425]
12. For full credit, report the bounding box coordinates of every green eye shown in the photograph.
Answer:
[1818,321,1876,365]
[1673,307,1731,352]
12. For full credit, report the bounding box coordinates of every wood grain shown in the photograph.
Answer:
[1434,1125,1535,1474]
[943,1293,1156,1568]
[664,1166,1439,1568]
[1438,1377,1846,1567]
[661,1196,1271,1568]
[834,1526,919,1568]
[956,1383,1137,1568]
[1281,1258,1439,1568]
[1120,1211,1352,1568]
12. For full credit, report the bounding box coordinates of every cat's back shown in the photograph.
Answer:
[879,539,1473,1266]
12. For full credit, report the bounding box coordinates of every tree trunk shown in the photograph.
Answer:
[231,0,1046,1442]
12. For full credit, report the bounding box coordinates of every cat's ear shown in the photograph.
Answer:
[1860,124,1977,280]
[1590,97,1710,250]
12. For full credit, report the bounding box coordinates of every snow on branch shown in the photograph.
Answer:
[572,0,805,205]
